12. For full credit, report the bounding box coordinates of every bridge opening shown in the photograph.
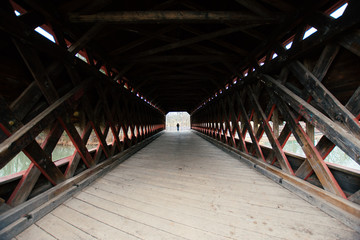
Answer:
[166,112,190,132]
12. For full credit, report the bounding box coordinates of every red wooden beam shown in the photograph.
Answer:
[58,118,94,168]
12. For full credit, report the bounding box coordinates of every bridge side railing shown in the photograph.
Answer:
[0,4,165,213]
[191,1,360,231]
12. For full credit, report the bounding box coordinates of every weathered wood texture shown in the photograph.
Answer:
[69,11,279,23]
[0,0,358,115]
[0,2,165,213]
[0,0,359,237]
[0,131,163,239]
[191,11,360,229]
[0,77,164,206]
[15,132,360,239]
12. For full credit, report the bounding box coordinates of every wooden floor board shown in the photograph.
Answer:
[16,131,360,239]
[51,204,140,240]
[90,178,338,223]
[17,224,57,240]
[106,168,300,199]
[91,177,356,237]
[115,163,275,184]
[76,189,282,240]
[35,213,98,240]
[63,197,186,240]
[89,180,323,218]
[100,174,315,209]
[72,191,227,240]
[83,183,355,240]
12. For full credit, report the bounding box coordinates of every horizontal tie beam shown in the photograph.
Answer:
[68,11,280,23]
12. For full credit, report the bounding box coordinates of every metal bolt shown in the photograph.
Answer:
[8,120,15,126]
[335,113,343,122]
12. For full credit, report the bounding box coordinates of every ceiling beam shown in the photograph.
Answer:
[146,85,213,91]
[150,0,179,10]
[132,69,222,91]
[128,62,224,83]
[112,26,238,56]
[150,92,208,101]
[133,24,267,58]
[180,25,249,55]
[138,74,216,80]
[69,11,278,23]
[68,23,104,54]
[136,78,217,91]
[233,0,273,17]
[260,0,296,12]
[136,70,216,79]
[177,1,268,42]
[133,65,214,78]
[109,25,176,56]
[77,0,113,13]
[117,55,241,63]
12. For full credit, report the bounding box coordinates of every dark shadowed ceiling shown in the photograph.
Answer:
[3,0,345,113]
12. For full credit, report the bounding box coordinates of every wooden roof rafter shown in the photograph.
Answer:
[4,0,353,113]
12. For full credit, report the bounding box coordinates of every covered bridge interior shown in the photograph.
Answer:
[0,0,359,239]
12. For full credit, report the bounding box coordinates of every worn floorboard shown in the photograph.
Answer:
[16,131,360,239]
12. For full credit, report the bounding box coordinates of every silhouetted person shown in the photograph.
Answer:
[176,123,180,131]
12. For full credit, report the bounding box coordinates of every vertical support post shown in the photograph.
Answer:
[272,108,279,138]
[253,113,259,134]
[306,121,315,144]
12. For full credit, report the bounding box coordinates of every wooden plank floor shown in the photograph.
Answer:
[15,131,359,240]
